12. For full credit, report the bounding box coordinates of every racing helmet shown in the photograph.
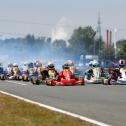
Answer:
[35,61,42,67]
[13,63,18,67]
[62,63,70,69]
[119,59,125,65]
[47,63,55,69]
[8,63,13,67]
[88,61,93,67]
[92,60,99,67]
[23,62,28,66]
[66,60,74,66]
[28,62,34,68]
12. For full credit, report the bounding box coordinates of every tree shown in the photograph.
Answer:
[68,26,97,56]
[116,39,126,57]
[118,43,126,56]
[53,39,67,49]
[116,39,126,49]
[25,34,35,43]
[122,44,126,53]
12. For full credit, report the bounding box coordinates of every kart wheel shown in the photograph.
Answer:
[45,80,51,86]
[22,76,25,81]
[103,79,108,85]
[22,76,29,81]
[81,83,85,85]
[15,75,19,80]
[36,79,40,85]
[42,80,46,85]
[26,76,29,81]
[108,78,116,85]
[31,77,37,85]
[101,77,104,84]
[24,76,27,80]
[1,75,5,80]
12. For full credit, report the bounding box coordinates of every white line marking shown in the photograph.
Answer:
[6,81,28,86]
[0,90,111,126]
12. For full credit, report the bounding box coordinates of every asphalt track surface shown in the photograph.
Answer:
[0,80,126,126]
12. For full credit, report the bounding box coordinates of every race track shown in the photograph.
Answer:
[0,80,126,126]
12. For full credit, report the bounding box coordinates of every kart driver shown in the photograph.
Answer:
[35,61,42,75]
[65,60,75,74]
[47,62,58,79]
[12,63,20,76]
[59,63,73,80]
[108,66,122,85]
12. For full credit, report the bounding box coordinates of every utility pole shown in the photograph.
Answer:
[97,12,102,39]
[97,12,102,57]
[97,12,102,55]
[114,28,117,59]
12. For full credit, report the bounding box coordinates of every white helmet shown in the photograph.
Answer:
[47,61,54,66]
[92,60,99,65]
[65,60,74,66]
[13,63,18,67]
[89,60,99,67]
[119,59,125,65]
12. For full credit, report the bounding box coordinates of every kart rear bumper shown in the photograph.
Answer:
[47,79,85,86]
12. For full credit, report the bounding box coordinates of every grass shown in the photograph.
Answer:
[0,93,95,126]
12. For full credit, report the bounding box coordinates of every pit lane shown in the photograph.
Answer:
[0,80,126,126]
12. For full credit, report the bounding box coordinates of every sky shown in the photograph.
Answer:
[0,0,126,41]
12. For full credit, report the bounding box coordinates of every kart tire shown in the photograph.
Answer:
[108,78,116,85]
[22,76,25,81]
[36,79,40,85]
[103,79,108,85]
[81,83,85,85]
[46,80,55,86]
[15,75,19,80]
[26,76,29,81]
[31,77,37,85]
[45,80,51,86]
[22,76,29,81]
[1,75,5,80]
[101,77,104,84]
[42,80,46,85]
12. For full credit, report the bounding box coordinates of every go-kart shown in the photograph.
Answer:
[8,67,22,80]
[21,63,32,81]
[103,68,122,85]
[29,67,39,85]
[30,68,48,85]
[30,61,48,85]
[0,67,6,80]
[117,68,126,85]
[84,67,105,84]
[22,70,29,81]
[46,69,85,86]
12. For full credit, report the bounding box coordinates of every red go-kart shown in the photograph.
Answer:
[46,69,85,86]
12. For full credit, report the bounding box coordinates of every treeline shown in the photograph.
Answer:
[0,26,126,62]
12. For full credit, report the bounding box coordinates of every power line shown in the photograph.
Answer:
[0,31,27,36]
[0,18,74,28]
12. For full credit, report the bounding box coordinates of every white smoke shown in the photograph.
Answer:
[0,54,9,67]
[51,16,72,46]
[52,27,67,42]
